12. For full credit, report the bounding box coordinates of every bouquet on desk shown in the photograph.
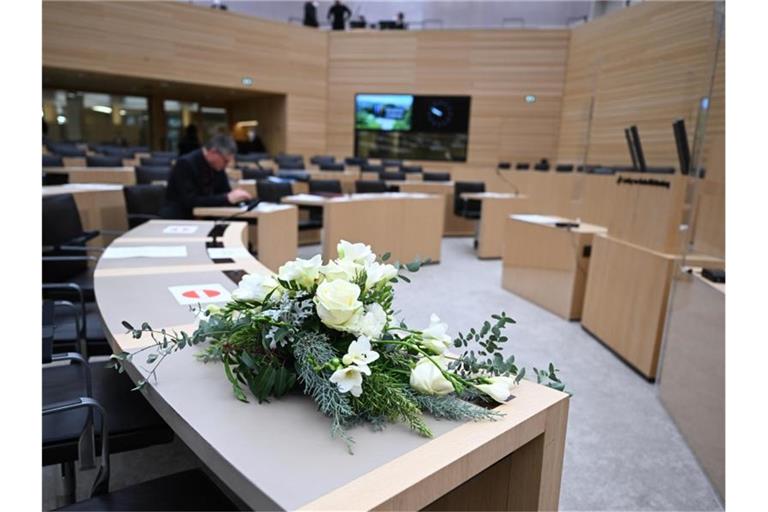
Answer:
[113,240,565,451]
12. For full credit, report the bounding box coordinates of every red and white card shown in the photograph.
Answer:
[168,283,231,305]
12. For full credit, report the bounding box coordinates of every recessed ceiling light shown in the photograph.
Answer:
[524,95,537,103]
[241,76,254,87]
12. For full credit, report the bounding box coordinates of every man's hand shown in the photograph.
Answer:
[227,188,253,204]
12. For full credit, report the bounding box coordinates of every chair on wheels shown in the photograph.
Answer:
[423,172,451,182]
[344,156,368,167]
[135,165,171,185]
[361,163,385,174]
[86,156,123,168]
[123,185,166,228]
[44,154,64,167]
[152,151,177,160]
[48,144,86,157]
[515,162,530,170]
[355,180,388,194]
[497,162,511,170]
[310,155,335,166]
[454,182,485,219]
[399,165,422,174]
[556,164,574,172]
[382,158,402,167]
[258,181,321,231]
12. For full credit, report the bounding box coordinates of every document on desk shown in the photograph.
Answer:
[207,247,251,259]
[102,245,188,259]
[512,214,564,225]
[163,225,199,234]
[168,283,232,305]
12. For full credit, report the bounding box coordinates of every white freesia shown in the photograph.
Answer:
[337,240,376,265]
[475,376,518,403]
[277,255,322,289]
[314,279,363,331]
[409,356,454,396]
[329,364,371,397]
[364,261,398,289]
[232,273,281,302]
[341,336,380,370]
[320,258,363,283]
[420,314,453,354]
[349,303,388,338]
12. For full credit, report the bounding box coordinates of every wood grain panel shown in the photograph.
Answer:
[557,2,724,169]
[326,29,570,165]
[42,1,327,156]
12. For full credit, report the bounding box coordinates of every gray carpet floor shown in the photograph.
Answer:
[43,237,723,511]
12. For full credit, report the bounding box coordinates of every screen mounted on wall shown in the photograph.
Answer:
[354,94,471,162]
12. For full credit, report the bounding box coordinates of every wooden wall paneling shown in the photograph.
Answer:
[43,1,327,156]
[556,2,724,168]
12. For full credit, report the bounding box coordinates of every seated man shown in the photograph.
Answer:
[160,134,252,219]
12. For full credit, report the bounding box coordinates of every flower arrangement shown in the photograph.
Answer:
[112,241,564,451]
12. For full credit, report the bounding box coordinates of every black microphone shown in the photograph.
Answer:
[213,199,262,225]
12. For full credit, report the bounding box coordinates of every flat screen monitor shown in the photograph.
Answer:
[355,94,413,131]
[354,94,471,162]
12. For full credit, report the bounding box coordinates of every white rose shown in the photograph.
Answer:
[476,376,518,403]
[320,258,363,283]
[409,356,454,396]
[329,364,370,397]
[337,240,376,265]
[232,273,281,302]
[314,279,363,331]
[364,261,398,289]
[350,303,388,339]
[420,314,453,354]
[278,254,322,289]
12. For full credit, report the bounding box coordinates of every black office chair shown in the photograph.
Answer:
[319,162,345,171]
[48,144,86,157]
[497,162,511,170]
[355,180,389,194]
[380,171,406,181]
[42,194,99,299]
[135,165,171,185]
[310,155,335,166]
[361,164,385,174]
[309,179,342,195]
[236,153,266,164]
[151,151,177,159]
[556,164,574,172]
[454,182,485,219]
[276,170,310,182]
[44,154,64,167]
[258,181,321,231]
[44,172,70,186]
[399,165,422,174]
[423,172,451,182]
[240,167,273,181]
[123,185,166,228]
[140,156,173,167]
[516,162,530,170]
[345,156,368,167]
[100,147,134,159]
[128,146,149,154]
[382,159,402,167]
[276,159,305,170]
[86,156,123,168]
[256,181,294,203]
[534,159,550,171]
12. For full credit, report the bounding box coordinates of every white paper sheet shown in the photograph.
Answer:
[162,225,199,234]
[168,283,232,305]
[511,214,564,225]
[207,247,251,259]
[102,245,188,259]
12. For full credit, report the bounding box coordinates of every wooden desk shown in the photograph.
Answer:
[42,183,129,247]
[502,215,606,320]
[659,267,724,500]
[43,166,136,185]
[192,204,298,272]
[282,193,444,264]
[396,181,475,236]
[580,234,724,380]
[94,220,570,510]
[461,192,531,259]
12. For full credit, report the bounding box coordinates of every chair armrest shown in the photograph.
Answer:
[42,255,99,262]
[43,283,88,355]
[42,397,109,496]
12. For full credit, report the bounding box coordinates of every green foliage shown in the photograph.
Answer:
[534,363,566,392]
[451,312,517,379]
[412,394,502,422]
[351,371,432,437]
